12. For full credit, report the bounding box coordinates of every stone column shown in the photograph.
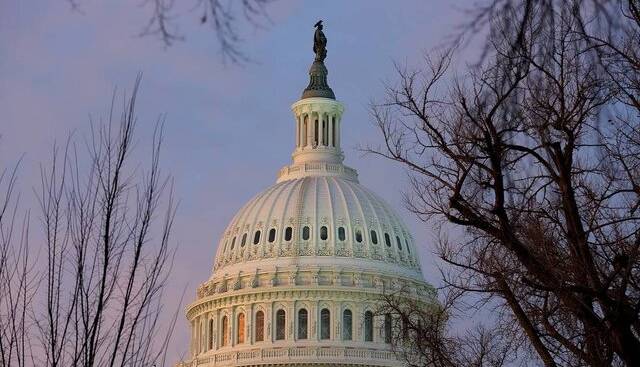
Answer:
[336,116,341,148]
[190,319,195,357]
[288,302,295,340]
[307,113,314,148]
[204,314,209,351]
[296,116,300,149]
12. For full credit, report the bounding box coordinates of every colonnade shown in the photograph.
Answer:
[190,301,391,357]
[295,111,341,150]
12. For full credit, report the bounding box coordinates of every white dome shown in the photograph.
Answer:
[212,175,423,281]
[180,41,434,367]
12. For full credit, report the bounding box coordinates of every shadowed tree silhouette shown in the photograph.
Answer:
[370,1,640,366]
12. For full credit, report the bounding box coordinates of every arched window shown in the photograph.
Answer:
[268,228,276,243]
[370,230,378,245]
[396,236,402,250]
[230,237,236,250]
[221,316,229,347]
[384,314,392,344]
[385,233,391,247]
[320,226,328,241]
[284,227,292,241]
[209,319,214,349]
[302,226,310,241]
[297,309,308,339]
[405,239,410,253]
[255,311,264,342]
[342,309,353,340]
[253,230,261,245]
[338,226,346,241]
[320,308,331,340]
[355,229,363,243]
[237,313,245,344]
[364,311,374,342]
[241,233,247,247]
[276,309,286,340]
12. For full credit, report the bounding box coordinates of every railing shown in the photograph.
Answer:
[277,162,358,181]
[177,345,400,366]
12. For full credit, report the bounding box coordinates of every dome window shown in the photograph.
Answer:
[297,309,308,340]
[268,228,276,243]
[396,236,402,250]
[364,311,374,342]
[237,313,245,344]
[253,230,261,245]
[284,226,293,241]
[384,314,392,343]
[355,229,363,243]
[320,226,328,241]
[370,230,378,245]
[384,233,391,247]
[405,238,411,253]
[342,309,352,340]
[338,226,346,241]
[230,237,236,250]
[241,233,247,247]
[276,309,286,340]
[255,310,265,342]
[320,308,331,340]
[302,226,310,241]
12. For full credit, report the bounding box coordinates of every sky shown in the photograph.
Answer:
[1,1,479,363]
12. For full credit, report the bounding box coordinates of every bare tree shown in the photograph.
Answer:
[376,287,517,367]
[34,75,178,367]
[0,76,178,367]
[69,0,274,64]
[0,152,33,367]
[370,2,640,366]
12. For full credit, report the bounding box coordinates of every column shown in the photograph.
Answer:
[307,113,314,148]
[296,116,300,148]
[320,113,324,146]
[336,116,341,148]
[191,320,195,356]
[197,317,201,354]
[302,114,307,148]
[231,308,236,347]
[205,315,209,351]
[248,304,254,345]
[288,303,295,340]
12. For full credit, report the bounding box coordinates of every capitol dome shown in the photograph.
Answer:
[211,175,424,281]
[179,23,434,367]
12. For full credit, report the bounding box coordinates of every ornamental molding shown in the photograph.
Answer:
[186,286,433,320]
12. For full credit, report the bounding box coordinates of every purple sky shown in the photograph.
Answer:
[1,1,477,363]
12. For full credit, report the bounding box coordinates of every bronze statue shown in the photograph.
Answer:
[313,20,327,62]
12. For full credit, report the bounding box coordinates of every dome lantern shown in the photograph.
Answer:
[280,21,353,182]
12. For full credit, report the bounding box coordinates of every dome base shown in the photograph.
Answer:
[177,344,402,366]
